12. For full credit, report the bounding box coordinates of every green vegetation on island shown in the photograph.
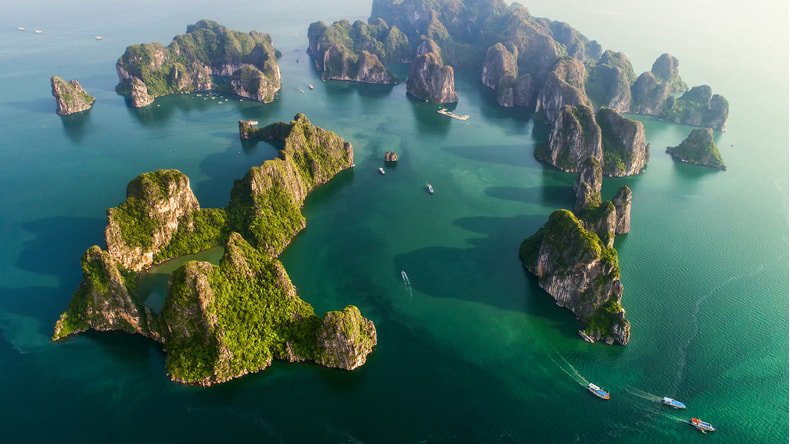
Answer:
[50,76,95,115]
[666,127,726,170]
[116,20,281,107]
[307,19,409,83]
[53,114,375,386]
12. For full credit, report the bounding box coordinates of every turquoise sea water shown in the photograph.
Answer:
[0,0,786,442]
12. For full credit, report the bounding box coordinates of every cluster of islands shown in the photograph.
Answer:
[50,0,730,385]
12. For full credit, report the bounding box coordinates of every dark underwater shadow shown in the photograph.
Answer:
[195,138,281,208]
[17,216,106,281]
[60,111,92,143]
[5,97,54,114]
[485,185,574,208]
[406,94,453,136]
[441,143,532,168]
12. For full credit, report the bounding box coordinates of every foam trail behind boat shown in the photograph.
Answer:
[625,386,662,402]
[550,351,589,387]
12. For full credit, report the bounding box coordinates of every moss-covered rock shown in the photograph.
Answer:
[116,20,281,107]
[519,210,629,345]
[662,85,729,131]
[535,104,602,173]
[50,76,95,115]
[229,114,354,256]
[315,306,378,370]
[307,19,408,84]
[105,169,200,272]
[53,246,161,342]
[666,128,725,170]
[596,108,649,177]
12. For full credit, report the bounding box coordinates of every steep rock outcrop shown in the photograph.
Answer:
[662,85,729,131]
[105,170,200,272]
[651,53,687,93]
[596,108,649,177]
[536,104,602,172]
[585,51,635,112]
[666,128,726,170]
[611,186,632,234]
[574,157,603,213]
[406,49,457,103]
[535,57,591,121]
[116,20,281,107]
[229,114,355,256]
[50,76,95,115]
[315,306,378,370]
[481,42,534,108]
[630,71,671,115]
[307,19,408,84]
[52,246,161,341]
[384,151,399,162]
[520,210,630,345]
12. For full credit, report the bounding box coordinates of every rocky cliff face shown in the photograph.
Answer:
[535,58,591,120]
[520,210,630,345]
[406,48,457,103]
[481,42,534,108]
[630,71,671,115]
[630,54,729,130]
[116,20,281,107]
[666,127,726,170]
[585,51,635,113]
[50,76,95,115]
[596,108,649,177]
[537,104,602,172]
[611,186,632,235]
[315,306,378,370]
[663,85,729,131]
[651,53,687,93]
[52,246,161,342]
[229,114,355,255]
[574,157,603,213]
[573,157,632,245]
[105,170,200,272]
[307,19,408,84]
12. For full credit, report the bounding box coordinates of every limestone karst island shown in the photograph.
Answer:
[1,0,786,442]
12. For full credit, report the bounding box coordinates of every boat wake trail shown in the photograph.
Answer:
[400,270,413,297]
[676,262,770,384]
[550,351,589,387]
[625,386,662,403]
[641,405,688,425]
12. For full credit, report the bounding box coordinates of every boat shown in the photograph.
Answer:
[34,29,43,34]
[587,383,610,400]
[426,183,434,195]
[436,108,470,121]
[662,397,686,409]
[308,84,315,90]
[17,27,25,31]
[378,167,385,175]
[297,88,305,94]
[94,35,103,40]
[690,418,716,434]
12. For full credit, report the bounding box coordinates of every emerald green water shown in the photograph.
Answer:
[0,0,786,442]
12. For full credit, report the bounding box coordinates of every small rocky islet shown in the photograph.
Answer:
[50,76,95,115]
[53,114,376,386]
[667,127,726,170]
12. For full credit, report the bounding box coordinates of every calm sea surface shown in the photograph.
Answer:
[0,0,786,442]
